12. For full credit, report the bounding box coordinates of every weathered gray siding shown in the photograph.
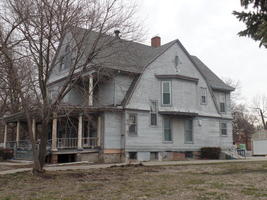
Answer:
[125,110,232,151]
[126,43,219,117]
[95,74,133,106]
[103,112,122,149]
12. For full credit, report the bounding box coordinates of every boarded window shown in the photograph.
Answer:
[128,114,137,136]
[220,122,227,136]
[200,87,207,104]
[150,101,158,126]
[162,81,171,105]
[163,118,172,141]
[185,119,193,143]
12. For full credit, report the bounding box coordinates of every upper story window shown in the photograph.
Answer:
[161,81,171,106]
[163,117,172,142]
[200,87,207,104]
[220,122,227,136]
[128,113,137,136]
[150,100,158,126]
[220,102,226,113]
[219,93,227,113]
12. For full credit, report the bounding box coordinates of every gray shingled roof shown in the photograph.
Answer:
[72,27,233,91]
[71,28,176,73]
[191,56,234,91]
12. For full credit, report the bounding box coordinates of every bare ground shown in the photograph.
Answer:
[1,161,267,200]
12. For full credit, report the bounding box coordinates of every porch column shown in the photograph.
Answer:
[32,119,36,141]
[97,115,101,146]
[3,123,7,148]
[51,113,58,151]
[16,121,20,146]
[78,114,83,150]
[88,75,93,106]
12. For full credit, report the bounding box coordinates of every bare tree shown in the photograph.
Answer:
[0,0,143,174]
[252,94,267,129]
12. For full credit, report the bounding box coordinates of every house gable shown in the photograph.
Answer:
[126,41,221,117]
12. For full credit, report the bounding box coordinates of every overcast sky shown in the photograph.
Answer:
[136,0,267,104]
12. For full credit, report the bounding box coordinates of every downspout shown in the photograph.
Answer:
[113,77,116,106]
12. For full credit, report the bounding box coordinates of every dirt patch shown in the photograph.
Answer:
[1,162,267,200]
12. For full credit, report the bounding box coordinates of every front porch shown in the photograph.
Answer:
[2,110,103,162]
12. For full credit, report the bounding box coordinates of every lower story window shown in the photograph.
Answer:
[128,114,137,136]
[129,152,137,160]
[220,122,227,136]
[163,118,172,141]
[185,119,193,143]
[150,152,159,160]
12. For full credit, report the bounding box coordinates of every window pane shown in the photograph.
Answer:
[151,113,157,126]
[164,118,172,141]
[164,129,172,141]
[185,130,193,142]
[163,82,170,93]
[220,103,225,112]
[185,120,193,143]
[129,124,136,134]
[163,93,170,105]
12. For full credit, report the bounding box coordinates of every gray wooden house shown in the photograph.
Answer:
[2,28,234,163]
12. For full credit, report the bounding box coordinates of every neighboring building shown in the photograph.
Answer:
[2,28,234,163]
[252,130,267,155]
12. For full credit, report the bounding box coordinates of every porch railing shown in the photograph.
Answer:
[6,140,32,150]
[57,138,78,149]
[82,137,98,148]
[4,137,99,151]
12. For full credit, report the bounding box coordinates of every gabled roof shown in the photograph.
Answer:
[70,27,176,73]
[191,56,235,92]
[59,27,234,93]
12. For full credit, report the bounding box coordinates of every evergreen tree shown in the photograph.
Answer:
[233,0,267,47]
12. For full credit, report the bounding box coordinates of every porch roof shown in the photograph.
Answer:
[158,111,198,117]
[2,106,123,123]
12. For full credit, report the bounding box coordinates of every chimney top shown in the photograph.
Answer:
[151,36,161,47]
[114,30,120,38]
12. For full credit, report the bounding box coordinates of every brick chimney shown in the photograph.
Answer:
[151,36,161,47]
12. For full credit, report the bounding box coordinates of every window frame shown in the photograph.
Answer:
[184,119,194,144]
[161,80,172,106]
[200,87,208,105]
[220,122,227,136]
[150,100,158,127]
[163,117,173,142]
[220,102,226,113]
[128,113,138,136]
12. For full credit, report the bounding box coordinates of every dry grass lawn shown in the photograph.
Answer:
[1,161,267,200]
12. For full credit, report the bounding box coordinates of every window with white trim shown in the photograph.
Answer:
[162,81,171,105]
[163,117,172,141]
[128,114,137,136]
[220,122,227,136]
[185,119,193,143]
[150,100,158,126]
[200,87,207,104]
